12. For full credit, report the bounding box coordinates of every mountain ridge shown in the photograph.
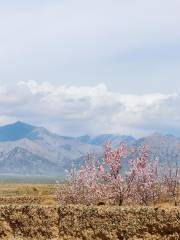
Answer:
[0,121,179,176]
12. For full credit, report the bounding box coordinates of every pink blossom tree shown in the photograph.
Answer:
[56,154,104,205]
[56,143,161,206]
[127,146,160,205]
[163,162,180,206]
[99,142,128,205]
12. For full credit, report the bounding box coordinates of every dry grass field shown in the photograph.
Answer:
[0,183,57,206]
[0,183,179,239]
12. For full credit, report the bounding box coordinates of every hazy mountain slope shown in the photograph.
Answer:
[77,134,136,146]
[132,133,180,164]
[27,127,102,163]
[0,121,179,176]
[0,138,54,162]
[0,121,35,141]
[89,134,135,146]
[0,122,102,175]
[0,147,62,175]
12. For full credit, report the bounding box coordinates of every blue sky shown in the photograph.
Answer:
[0,0,180,136]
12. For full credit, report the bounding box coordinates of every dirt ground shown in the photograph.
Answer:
[0,184,179,240]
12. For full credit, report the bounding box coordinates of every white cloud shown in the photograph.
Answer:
[0,80,179,137]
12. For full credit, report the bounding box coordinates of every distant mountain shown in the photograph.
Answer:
[0,147,62,175]
[133,133,180,164]
[77,134,136,146]
[0,121,35,141]
[90,134,135,146]
[0,121,179,176]
[0,122,102,175]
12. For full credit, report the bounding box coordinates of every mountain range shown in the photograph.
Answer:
[0,121,179,176]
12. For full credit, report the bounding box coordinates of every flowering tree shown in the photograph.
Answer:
[127,146,160,205]
[56,154,104,205]
[163,162,180,206]
[56,143,163,206]
[55,168,81,205]
[99,142,127,205]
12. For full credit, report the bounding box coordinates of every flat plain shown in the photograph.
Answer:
[0,183,57,206]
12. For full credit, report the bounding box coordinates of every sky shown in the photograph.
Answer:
[0,0,180,137]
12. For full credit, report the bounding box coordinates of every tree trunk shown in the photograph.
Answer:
[118,196,123,206]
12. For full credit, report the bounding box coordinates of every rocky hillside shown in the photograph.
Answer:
[0,122,102,175]
[133,133,180,164]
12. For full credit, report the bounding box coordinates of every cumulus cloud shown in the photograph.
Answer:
[0,80,179,137]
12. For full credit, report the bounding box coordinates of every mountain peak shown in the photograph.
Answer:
[0,121,36,142]
[13,121,35,127]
